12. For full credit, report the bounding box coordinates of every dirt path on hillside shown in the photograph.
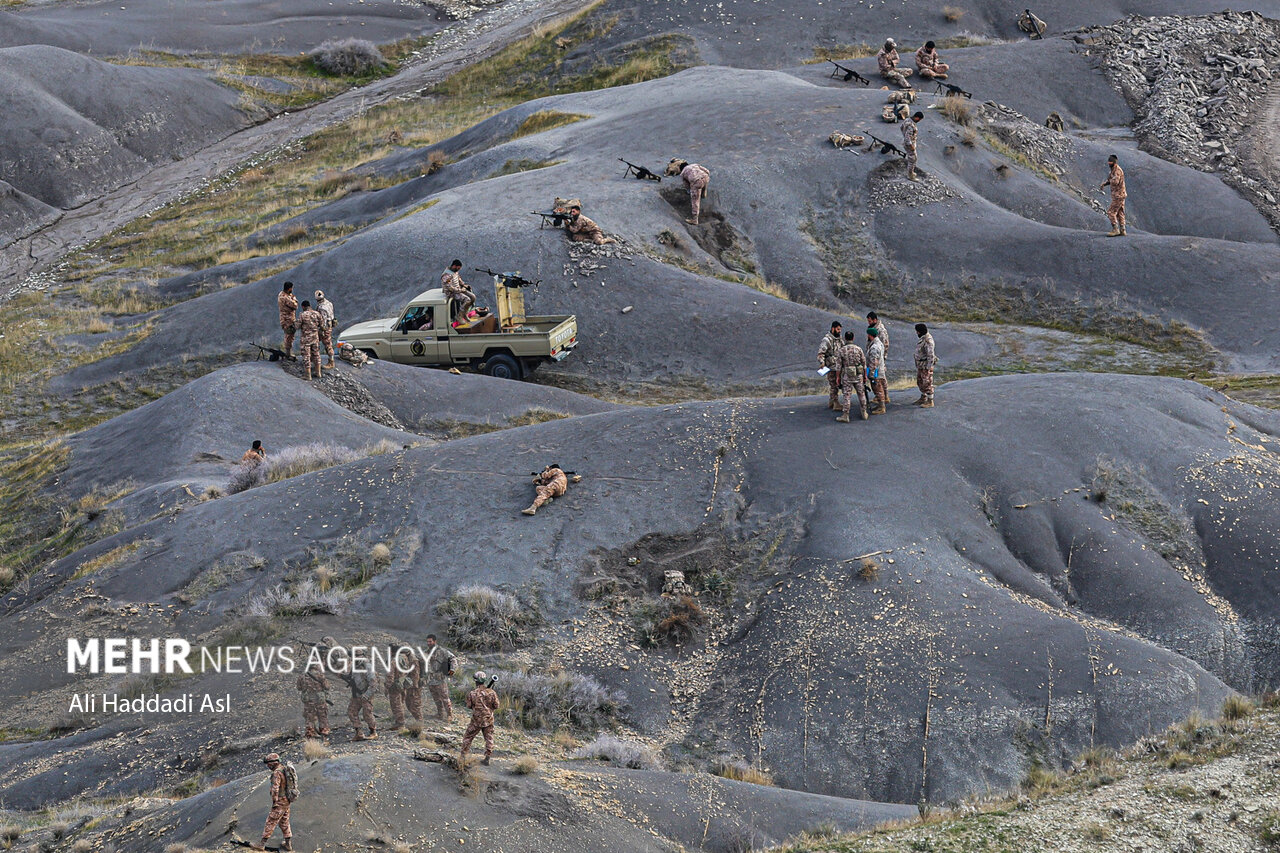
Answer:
[0,0,594,297]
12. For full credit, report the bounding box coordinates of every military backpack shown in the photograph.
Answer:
[283,762,300,803]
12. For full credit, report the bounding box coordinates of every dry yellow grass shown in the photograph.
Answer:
[942,5,965,22]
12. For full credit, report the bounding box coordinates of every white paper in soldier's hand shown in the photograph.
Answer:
[817,367,830,376]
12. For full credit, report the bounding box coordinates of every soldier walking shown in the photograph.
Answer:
[298,300,324,381]
[314,290,336,369]
[441,260,475,323]
[523,464,569,516]
[835,331,868,422]
[296,659,330,738]
[277,282,298,359]
[422,634,458,721]
[866,327,888,415]
[901,112,923,181]
[251,753,293,851]
[817,320,843,410]
[665,159,711,225]
[460,671,500,767]
[1101,154,1127,237]
[914,323,937,408]
[384,643,424,729]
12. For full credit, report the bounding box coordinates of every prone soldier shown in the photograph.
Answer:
[522,464,575,515]
[566,205,616,244]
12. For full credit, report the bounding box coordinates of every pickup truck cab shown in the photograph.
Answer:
[337,281,577,380]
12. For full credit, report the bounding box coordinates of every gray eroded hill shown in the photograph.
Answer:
[2,373,1277,811]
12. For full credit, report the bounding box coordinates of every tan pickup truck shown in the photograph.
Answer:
[336,272,577,380]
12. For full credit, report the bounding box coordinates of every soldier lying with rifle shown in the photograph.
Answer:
[522,464,582,515]
[619,158,662,181]
[827,60,870,85]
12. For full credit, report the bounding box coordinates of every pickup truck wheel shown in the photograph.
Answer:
[482,353,522,380]
[360,349,378,360]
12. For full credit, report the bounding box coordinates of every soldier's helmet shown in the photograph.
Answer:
[474,671,487,683]
[263,752,281,764]
[321,636,337,648]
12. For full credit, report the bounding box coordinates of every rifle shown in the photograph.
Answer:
[530,470,578,478]
[476,268,540,288]
[863,131,907,158]
[252,342,291,362]
[619,158,662,182]
[828,60,870,86]
[934,80,973,99]
[1021,8,1045,40]
[531,210,571,228]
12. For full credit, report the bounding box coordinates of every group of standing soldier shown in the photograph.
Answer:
[818,313,936,421]
[276,281,338,380]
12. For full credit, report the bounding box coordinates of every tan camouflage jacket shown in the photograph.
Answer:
[385,652,422,691]
[837,342,866,386]
[915,46,942,71]
[537,467,569,497]
[915,332,937,370]
[296,666,327,701]
[1105,164,1127,199]
[278,291,298,327]
[901,120,918,152]
[567,213,604,239]
[299,308,323,345]
[877,48,901,75]
[441,270,471,298]
[465,686,500,727]
[680,163,710,189]
[270,766,288,808]
[422,644,457,686]
[866,337,886,377]
[316,297,335,329]
[870,320,889,353]
[241,448,265,465]
[817,332,843,368]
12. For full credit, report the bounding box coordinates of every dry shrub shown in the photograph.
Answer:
[0,826,21,845]
[370,543,392,567]
[303,739,332,761]
[239,167,269,185]
[494,669,625,730]
[437,584,542,651]
[942,5,965,22]
[512,110,590,139]
[310,38,388,76]
[512,756,540,775]
[960,126,979,147]
[404,720,424,737]
[572,734,663,770]
[858,557,880,581]
[424,149,447,175]
[551,729,579,752]
[246,580,347,619]
[939,96,973,126]
[711,759,774,786]
[1221,694,1255,722]
[72,842,94,853]
[392,843,413,853]
[639,595,704,647]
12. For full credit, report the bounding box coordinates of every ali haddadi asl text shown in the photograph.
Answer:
[67,692,232,715]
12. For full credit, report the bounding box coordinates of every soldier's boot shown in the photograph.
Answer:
[324,359,336,369]
[912,394,926,405]
[251,841,268,851]
[482,756,491,766]
[352,733,367,741]
[305,367,312,380]
[282,838,294,852]
[367,729,378,740]
[908,171,918,181]
[304,726,316,738]
[835,414,851,423]
[1106,227,1121,237]
[521,504,538,516]
[1119,225,1127,236]
[869,403,887,415]
[920,398,935,408]
[860,406,869,420]
[685,217,699,225]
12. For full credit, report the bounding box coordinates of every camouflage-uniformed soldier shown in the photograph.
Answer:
[298,300,324,381]
[914,323,937,408]
[441,259,475,323]
[1045,112,1064,132]
[1101,154,1127,237]
[914,41,949,79]
[460,672,500,767]
[817,320,844,410]
[278,282,298,359]
[877,39,913,89]
[835,331,868,423]
[901,112,922,181]
[314,290,336,369]
[566,206,616,244]
[422,634,458,721]
[522,464,569,516]
[241,440,266,465]
[1017,9,1047,38]
[344,668,378,741]
[296,659,330,738]
[866,327,888,415]
[251,753,293,851]
[665,159,711,225]
[867,311,890,403]
[384,644,424,728]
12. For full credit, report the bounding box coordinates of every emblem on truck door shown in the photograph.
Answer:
[411,339,426,356]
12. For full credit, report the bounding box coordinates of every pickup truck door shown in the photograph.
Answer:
[388,306,444,364]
